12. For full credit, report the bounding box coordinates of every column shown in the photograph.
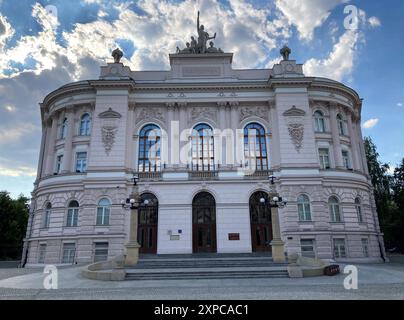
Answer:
[269,192,285,263]
[125,104,136,170]
[166,103,175,167]
[347,113,360,170]
[62,107,75,173]
[357,121,369,175]
[329,105,343,169]
[218,102,226,167]
[178,102,187,169]
[230,102,239,167]
[269,101,280,169]
[45,115,58,175]
[125,187,141,266]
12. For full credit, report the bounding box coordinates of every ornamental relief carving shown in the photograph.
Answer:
[190,107,217,123]
[98,108,121,156]
[283,105,306,152]
[239,106,267,121]
[101,126,117,155]
[136,107,165,123]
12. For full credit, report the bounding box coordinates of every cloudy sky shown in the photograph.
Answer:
[0,0,403,198]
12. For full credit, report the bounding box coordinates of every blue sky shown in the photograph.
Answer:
[0,0,403,198]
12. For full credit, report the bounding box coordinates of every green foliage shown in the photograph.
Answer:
[364,137,404,252]
[0,191,29,259]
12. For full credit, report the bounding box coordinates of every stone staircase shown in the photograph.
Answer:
[125,254,289,280]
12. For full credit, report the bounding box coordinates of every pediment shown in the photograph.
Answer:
[98,108,122,119]
[283,106,306,116]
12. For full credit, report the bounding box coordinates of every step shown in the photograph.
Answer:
[125,270,289,280]
[134,261,286,269]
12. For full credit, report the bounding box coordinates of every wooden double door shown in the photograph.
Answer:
[192,192,217,253]
[138,193,158,254]
[250,191,273,252]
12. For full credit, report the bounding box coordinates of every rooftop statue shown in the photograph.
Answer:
[176,10,222,54]
[280,45,291,61]
[112,47,123,63]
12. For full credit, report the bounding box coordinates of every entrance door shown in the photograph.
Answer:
[192,192,217,253]
[138,193,158,254]
[250,191,272,252]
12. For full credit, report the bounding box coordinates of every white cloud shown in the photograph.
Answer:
[274,0,349,40]
[0,14,15,52]
[0,165,37,177]
[0,123,38,144]
[4,104,16,112]
[368,16,381,28]
[397,102,403,107]
[304,29,360,81]
[362,118,379,129]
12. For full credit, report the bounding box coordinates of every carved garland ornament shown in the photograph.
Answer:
[283,105,306,153]
[98,108,122,156]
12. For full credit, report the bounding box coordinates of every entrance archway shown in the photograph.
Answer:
[138,193,158,254]
[192,192,217,253]
[249,191,272,252]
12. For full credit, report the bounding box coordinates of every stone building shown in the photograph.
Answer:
[22,41,386,266]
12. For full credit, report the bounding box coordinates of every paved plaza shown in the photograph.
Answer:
[0,257,404,299]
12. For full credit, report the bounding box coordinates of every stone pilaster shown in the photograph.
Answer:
[347,113,360,170]
[329,104,343,169]
[44,116,58,175]
[62,107,75,173]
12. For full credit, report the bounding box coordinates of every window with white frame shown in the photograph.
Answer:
[319,148,330,169]
[300,239,316,258]
[60,118,68,139]
[55,154,63,173]
[342,150,351,169]
[75,152,87,172]
[43,203,51,228]
[62,243,76,264]
[96,198,111,226]
[243,122,268,171]
[333,238,346,258]
[355,197,364,222]
[337,114,346,135]
[297,194,312,221]
[93,242,109,262]
[191,123,215,171]
[314,111,325,133]
[38,244,47,264]
[138,124,161,172]
[79,113,91,136]
[362,238,369,257]
[66,200,79,227]
[329,196,342,222]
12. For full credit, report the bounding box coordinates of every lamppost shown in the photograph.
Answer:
[121,173,142,267]
[260,175,288,263]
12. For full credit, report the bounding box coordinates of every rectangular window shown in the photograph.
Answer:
[43,210,50,228]
[319,148,330,169]
[62,243,76,264]
[66,208,78,227]
[342,150,350,169]
[38,244,47,264]
[300,239,316,258]
[333,238,346,258]
[297,203,312,221]
[55,154,63,173]
[362,239,369,257]
[96,207,110,226]
[94,242,109,262]
[75,152,87,173]
[356,204,363,223]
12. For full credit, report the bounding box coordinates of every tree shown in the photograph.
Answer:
[0,191,29,259]
[391,159,404,251]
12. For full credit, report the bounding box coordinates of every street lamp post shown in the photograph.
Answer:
[121,174,141,267]
[260,175,288,263]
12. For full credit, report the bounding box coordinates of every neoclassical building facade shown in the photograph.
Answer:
[22,46,386,266]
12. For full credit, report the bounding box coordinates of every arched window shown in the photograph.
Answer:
[43,203,51,228]
[60,118,68,139]
[138,124,161,172]
[191,124,214,171]
[66,200,79,227]
[314,111,325,133]
[244,123,268,171]
[96,198,111,226]
[355,197,363,222]
[329,196,341,222]
[297,194,312,221]
[79,113,91,136]
[337,114,345,135]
